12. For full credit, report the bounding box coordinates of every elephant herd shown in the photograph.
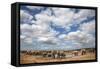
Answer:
[72,49,86,56]
[21,49,88,59]
[21,50,66,59]
[42,51,66,59]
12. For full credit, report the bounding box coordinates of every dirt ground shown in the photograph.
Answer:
[20,52,96,64]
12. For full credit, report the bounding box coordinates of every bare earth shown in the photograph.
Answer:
[20,53,95,64]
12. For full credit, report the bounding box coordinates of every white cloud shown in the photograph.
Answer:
[32,24,52,38]
[20,6,96,50]
[21,24,32,30]
[37,36,59,45]
[26,6,44,10]
[20,10,33,24]
[20,24,33,44]
[52,8,72,17]
[24,37,33,44]
[20,22,58,45]
[20,35,26,39]
[38,37,49,42]
[20,9,54,42]
[20,24,33,37]
[35,13,52,23]
[80,20,95,33]
[65,30,95,48]
[34,7,74,31]
[41,8,52,16]
[74,9,95,24]
[51,8,74,27]
[49,27,59,35]
[58,34,66,39]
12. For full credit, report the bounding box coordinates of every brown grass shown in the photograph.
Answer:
[20,52,95,64]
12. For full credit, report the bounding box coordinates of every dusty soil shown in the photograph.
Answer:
[20,53,95,64]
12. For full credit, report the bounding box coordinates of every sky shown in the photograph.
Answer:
[20,5,96,51]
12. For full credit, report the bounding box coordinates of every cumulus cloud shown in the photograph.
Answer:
[58,34,66,39]
[79,20,95,33]
[20,24,33,37]
[51,8,74,28]
[26,6,44,10]
[20,24,34,44]
[65,30,95,48]
[34,7,74,31]
[20,10,33,24]
[35,13,51,22]
[21,24,32,30]
[38,37,57,45]
[41,8,53,16]
[20,35,26,39]
[24,37,33,44]
[73,9,95,24]
[20,6,96,50]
